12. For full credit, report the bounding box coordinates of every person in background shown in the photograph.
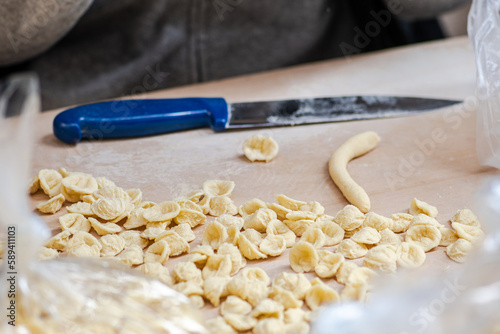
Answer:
[0,0,468,111]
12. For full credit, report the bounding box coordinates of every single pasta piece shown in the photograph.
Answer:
[66,201,94,216]
[223,313,257,332]
[451,222,484,243]
[202,221,229,250]
[173,209,206,228]
[439,227,459,247]
[328,131,381,213]
[209,196,238,216]
[253,318,286,334]
[272,272,311,300]
[37,247,59,261]
[114,245,144,266]
[259,234,286,257]
[171,223,196,242]
[242,135,279,162]
[268,286,303,309]
[202,254,232,279]
[300,227,326,249]
[155,230,190,256]
[267,202,291,221]
[172,261,203,284]
[144,240,170,264]
[88,217,122,236]
[390,213,413,233]
[28,174,40,194]
[61,172,98,202]
[251,298,284,319]
[238,234,267,260]
[300,201,325,215]
[350,226,381,245]
[284,322,310,334]
[409,198,438,218]
[334,205,365,232]
[239,198,267,217]
[396,242,426,268]
[91,197,128,221]
[206,317,236,334]
[36,193,65,214]
[305,278,340,310]
[220,295,252,316]
[244,208,277,233]
[100,234,126,257]
[314,250,344,278]
[451,209,481,227]
[204,276,232,307]
[241,267,271,286]
[363,245,397,273]
[283,219,316,237]
[266,219,296,248]
[363,212,393,231]
[378,228,402,248]
[215,214,244,231]
[45,230,72,251]
[347,267,377,288]
[405,225,441,252]
[119,230,149,249]
[275,194,307,211]
[409,214,444,229]
[136,263,173,287]
[143,201,180,222]
[289,242,319,273]
[340,282,367,302]
[38,169,63,197]
[318,219,344,246]
[336,239,368,259]
[446,238,473,263]
[336,261,359,285]
[283,307,307,324]
[94,186,131,203]
[126,188,142,205]
[202,180,235,197]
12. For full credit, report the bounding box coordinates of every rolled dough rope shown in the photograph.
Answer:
[328,131,381,213]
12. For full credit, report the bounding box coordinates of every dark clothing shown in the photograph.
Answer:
[0,0,465,110]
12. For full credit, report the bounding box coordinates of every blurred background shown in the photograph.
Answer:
[439,0,470,37]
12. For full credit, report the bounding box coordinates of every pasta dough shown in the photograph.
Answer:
[328,131,380,213]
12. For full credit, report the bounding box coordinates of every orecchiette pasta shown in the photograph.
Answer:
[396,242,426,268]
[350,226,381,245]
[405,225,441,252]
[363,245,397,273]
[336,239,368,259]
[305,278,340,310]
[242,135,279,162]
[289,242,319,273]
[334,205,365,231]
[409,198,438,218]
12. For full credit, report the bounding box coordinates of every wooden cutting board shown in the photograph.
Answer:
[26,36,500,326]
[28,102,499,317]
[30,103,497,233]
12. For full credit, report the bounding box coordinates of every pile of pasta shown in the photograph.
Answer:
[24,168,483,334]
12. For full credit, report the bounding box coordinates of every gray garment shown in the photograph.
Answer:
[0,0,468,110]
[0,0,93,66]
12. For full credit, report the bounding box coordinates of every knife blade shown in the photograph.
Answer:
[53,96,460,144]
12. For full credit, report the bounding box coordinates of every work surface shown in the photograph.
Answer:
[29,36,500,323]
[32,36,496,223]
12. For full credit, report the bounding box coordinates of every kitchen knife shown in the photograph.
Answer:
[53,96,460,144]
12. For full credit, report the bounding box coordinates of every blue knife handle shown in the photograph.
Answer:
[53,98,229,144]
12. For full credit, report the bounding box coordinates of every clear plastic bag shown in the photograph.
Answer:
[311,178,500,334]
[0,74,208,334]
[468,0,500,169]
